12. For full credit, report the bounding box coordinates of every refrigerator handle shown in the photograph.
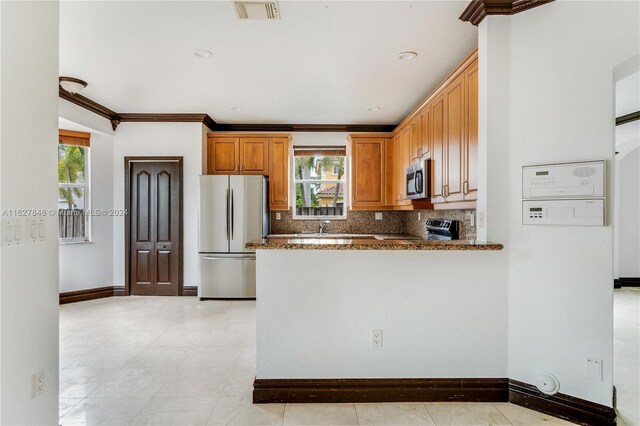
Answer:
[226,188,230,241]
[231,189,235,240]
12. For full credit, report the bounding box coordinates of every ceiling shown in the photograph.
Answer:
[60,1,477,125]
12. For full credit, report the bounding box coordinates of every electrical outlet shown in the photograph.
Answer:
[418,212,421,221]
[470,213,476,227]
[586,358,603,381]
[32,371,45,398]
[374,212,383,220]
[370,329,382,348]
[275,212,281,220]
[478,211,486,229]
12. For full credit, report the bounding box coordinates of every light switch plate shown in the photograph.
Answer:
[375,212,383,220]
[275,212,281,220]
[586,357,603,381]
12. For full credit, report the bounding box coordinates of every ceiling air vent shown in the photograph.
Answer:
[234,1,280,20]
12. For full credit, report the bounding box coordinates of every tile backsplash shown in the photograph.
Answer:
[270,210,405,235]
[270,209,477,239]
[404,209,477,240]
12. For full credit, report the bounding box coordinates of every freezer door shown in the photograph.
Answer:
[198,254,256,298]
[199,175,230,253]
[229,175,264,253]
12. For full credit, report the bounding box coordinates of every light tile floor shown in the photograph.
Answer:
[57,293,639,425]
[614,288,640,426]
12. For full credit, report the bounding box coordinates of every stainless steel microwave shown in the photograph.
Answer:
[406,160,431,200]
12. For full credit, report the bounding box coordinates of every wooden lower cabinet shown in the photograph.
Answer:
[268,137,289,210]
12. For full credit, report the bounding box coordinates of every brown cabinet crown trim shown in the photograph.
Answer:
[459,0,555,26]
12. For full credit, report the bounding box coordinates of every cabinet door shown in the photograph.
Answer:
[409,118,421,160]
[268,137,289,210]
[420,108,431,159]
[430,96,446,203]
[239,138,268,174]
[464,58,478,201]
[208,137,239,174]
[384,138,395,207]
[351,138,385,208]
[444,73,465,202]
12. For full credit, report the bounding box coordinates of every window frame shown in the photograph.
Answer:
[291,147,348,220]
[58,143,91,244]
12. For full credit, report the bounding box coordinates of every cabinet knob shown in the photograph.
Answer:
[463,181,469,194]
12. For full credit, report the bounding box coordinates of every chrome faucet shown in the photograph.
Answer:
[319,220,331,234]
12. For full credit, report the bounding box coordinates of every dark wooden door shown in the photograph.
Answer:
[130,161,181,296]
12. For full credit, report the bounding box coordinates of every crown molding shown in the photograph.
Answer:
[213,123,397,133]
[459,0,554,26]
[59,90,395,133]
[616,110,640,126]
[59,87,121,131]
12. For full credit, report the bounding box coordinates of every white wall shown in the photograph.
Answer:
[0,1,59,423]
[58,118,114,293]
[112,122,205,287]
[479,1,639,406]
[257,250,507,379]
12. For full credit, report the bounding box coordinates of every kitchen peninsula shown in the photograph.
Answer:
[250,236,506,403]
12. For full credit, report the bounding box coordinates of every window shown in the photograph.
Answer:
[58,130,90,242]
[293,146,347,219]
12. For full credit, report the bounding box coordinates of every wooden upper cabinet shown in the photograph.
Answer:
[350,137,386,208]
[419,108,431,159]
[409,118,421,161]
[208,137,240,174]
[239,138,268,174]
[430,95,446,204]
[207,135,269,175]
[444,72,465,203]
[464,58,479,201]
[384,137,395,207]
[268,137,290,210]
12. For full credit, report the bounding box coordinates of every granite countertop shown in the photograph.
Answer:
[246,235,503,251]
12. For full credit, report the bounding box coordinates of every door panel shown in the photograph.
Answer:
[153,162,180,296]
[351,138,384,207]
[130,161,181,296]
[445,73,465,202]
[199,175,230,253]
[420,108,431,159]
[131,163,155,295]
[240,138,268,174]
[268,137,289,210]
[229,175,263,253]
[209,137,239,174]
[431,97,446,203]
[199,254,256,298]
[465,58,479,201]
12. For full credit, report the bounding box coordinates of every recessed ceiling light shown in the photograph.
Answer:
[231,106,243,111]
[398,51,418,61]
[367,106,382,112]
[194,49,213,58]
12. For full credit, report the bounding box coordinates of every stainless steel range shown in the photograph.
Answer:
[425,219,459,240]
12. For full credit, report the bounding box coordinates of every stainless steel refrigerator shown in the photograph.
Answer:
[198,175,269,299]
